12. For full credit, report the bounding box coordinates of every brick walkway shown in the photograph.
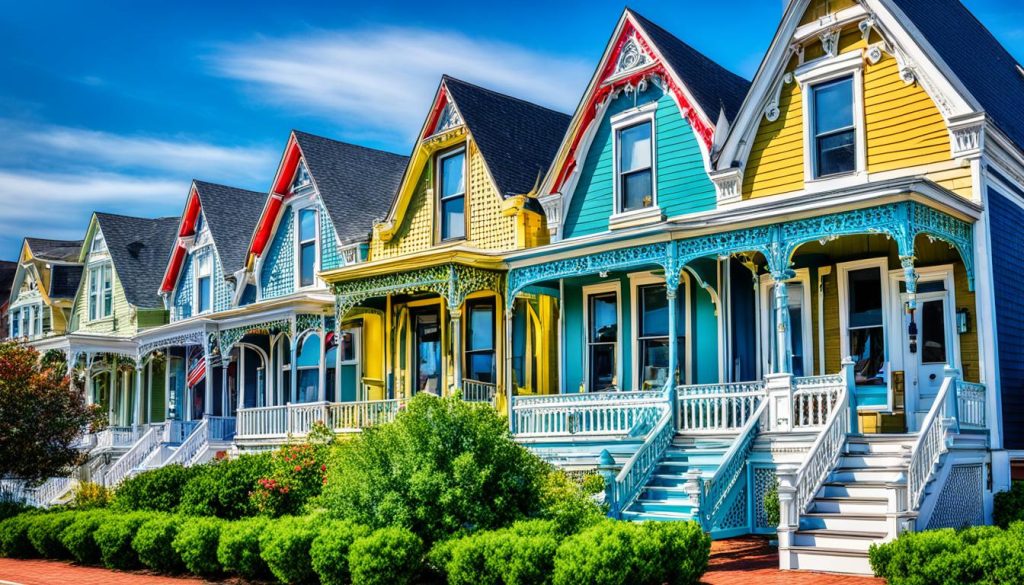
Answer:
[0,537,884,584]
[703,536,885,585]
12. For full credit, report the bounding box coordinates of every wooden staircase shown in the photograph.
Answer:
[620,436,731,522]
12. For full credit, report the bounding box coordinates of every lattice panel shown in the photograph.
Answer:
[467,144,516,250]
[926,464,984,530]
[753,467,777,529]
[721,484,749,530]
[372,166,434,259]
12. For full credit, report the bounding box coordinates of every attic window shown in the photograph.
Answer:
[434,102,463,134]
[291,161,312,194]
[90,231,106,254]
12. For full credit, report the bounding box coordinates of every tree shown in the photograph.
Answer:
[0,342,90,481]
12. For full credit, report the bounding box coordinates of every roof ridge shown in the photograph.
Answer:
[441,75,572,117]
[292,129,408,159]
[192,179,265,195]
[627,8,749,85]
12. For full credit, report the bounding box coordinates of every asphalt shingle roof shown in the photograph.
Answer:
[442,76,572,197]
[49,265,83,299]
[94,213,180,310]
[193,181,267,278]
[892,0,1024,153]
[25,238,83,263]
[628,10,751,123]
[293,131,409,245]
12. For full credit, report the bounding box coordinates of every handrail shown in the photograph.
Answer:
[792,375,843,429]
[105,426,161,487]
[26,477,75,507]
[793,382,849,512]
[164,419,209,468]
[608,405,674,517]
[700,398,768,529]
[955,380,986,429]
[512,399,664,437]
[513,390,665,408]
[677,381,765,432]
[908,375,956,510]
[461,379,497,405]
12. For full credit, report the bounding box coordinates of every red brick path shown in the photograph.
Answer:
[703,536,885,585]
[0,536,885,584]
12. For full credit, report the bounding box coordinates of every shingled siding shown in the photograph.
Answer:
[260,206,296,299]
[563,87,715,239]
[173,253,194,320]
[989,187,1024,449]
[320,206,344,271]
[212,247,232,313]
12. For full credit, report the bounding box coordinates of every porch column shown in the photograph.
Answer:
[505,308,515,431]
[900,255,918,311]
[666,278,680,386]
[108,363,116,426]
[164,350,171,421]
[290,336,298,403]
[85,359,94,407]
[771,271,795,375]
[450,308,463,396]
[133,363,144,426]
[221,361,229,416]
[318,337,327,403]
[203,343,213,418]
[238,350,246,413]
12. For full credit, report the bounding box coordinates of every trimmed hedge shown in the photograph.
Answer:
[310,519,371,585]
[443,520,560,585]
[114,465,201,513]
[994,481,1024,528]
[259,515,322,584]
[26,512,76,559]
[0,513,38,558]
[869,522,1024,585]
[59,510,108,564]
[172,516,223,577]
[217,517,271,580]
[349,526,424,585]
[94,512,152,569]
[132,515,186,574]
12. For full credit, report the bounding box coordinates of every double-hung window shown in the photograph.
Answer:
[637,284,682,389]
[811,77,856,177]
[196,252,212,314]
[438,149,466,241]
[298,208,318,288]
[10,308,19,338]
[847,267,885,386]
[296,334,320,403]
[617,121,654,212]
[465,299,496,383]
[587,291,618,392]
[88,264,112,321]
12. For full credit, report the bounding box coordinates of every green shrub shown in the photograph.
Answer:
[259,515,322,584]
[94,512,152,569]
[59,509,108,564]
[0,500,30,521]
[172,516,223,577]
[318,395,550,543]
[444,520,560,585]
[179,453,273,519]
[310,519,372,585]
[994,481,1024,528]
[71,481,112,509]
[349,526,424,585]
[869,523,1024,585]
[218,517,271,580]
[251,443,330,517]
[27,511,76,558]
[552,520,710,585]
[132,515,185,574]
[114,465,201,513]
[538,470,605,536]
[0,513,38,558]
[764,477,780,527]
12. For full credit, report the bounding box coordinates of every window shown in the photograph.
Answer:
[196,252,212,314]
[587,291,618,392]
[847,267,885,386]
[438,149,466,241]
[88,264,113,321]
[812,77,856,177]
[10,308,19,338]
[291,162,312,193]
[298,208,318,288]
[617,122,654,212]
[637,284,683,389]
[465,300,496,383]
[920,300,948,364]
[90,231,106,254]
[296,334,320,403]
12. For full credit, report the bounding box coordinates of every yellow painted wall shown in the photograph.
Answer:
[356,312,386,400]
[799,0,858,25]
[743,54,805,198]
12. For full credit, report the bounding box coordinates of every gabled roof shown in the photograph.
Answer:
[293,131,409,245]
[193,181,267,277]
[441,76,572,197]
[627,10,751,124]
[25,238,82,263]
[93,213,179,310]
[49,265,83,300]
[891,0,1024,152]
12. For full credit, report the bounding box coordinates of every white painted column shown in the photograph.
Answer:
[290,336,298,403]
[203,343,212,418]
[450,308,463,396]
[133,364,144,427]
[238,348,246,412]
[164,350,171,421]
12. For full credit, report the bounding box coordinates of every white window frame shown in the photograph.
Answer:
[758,268,815,377]
[295,331,322,403]
[334,324,362,400]
[629,272,692,387]
[582,281,623,392]
[885,264,961,381]
[837,257,891,412]
[293,203,321,290]
[610,103,660,227]
[437,146,468,243]
[88,263,113,322]
[194,249,213,315]
[795,50,867,189]
[90,231,107,254]
[463,297,497,385]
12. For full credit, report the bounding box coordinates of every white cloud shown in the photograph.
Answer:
[210,27,590,141]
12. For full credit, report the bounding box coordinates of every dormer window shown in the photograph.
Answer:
[88,264,112,321]
[811,77,856,177]
[297,207,318,288]
[196,252,212,314]
[616,121,654,212]
[438,148,466,241]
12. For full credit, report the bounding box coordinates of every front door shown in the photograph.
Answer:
[897,290,955,429]
[413,309,442,395]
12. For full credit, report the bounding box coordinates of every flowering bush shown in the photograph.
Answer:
[250,443,328,517]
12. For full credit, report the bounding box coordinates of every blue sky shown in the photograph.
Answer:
[1,0,1022,260]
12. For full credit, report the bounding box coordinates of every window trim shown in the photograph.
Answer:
[837,257,891,412]
[795,50,867,187]
[436,145,468,243]
[582,281,622,392]
[463,296,497,384]
[610,104,660,224]
[295,331,322,403]
[193,249,213,315]
[87,263,113,322]
[629,272,692,388]
[293,204,321,290]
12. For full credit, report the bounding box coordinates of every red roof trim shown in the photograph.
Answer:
[160,187,201,294]
[249,136,303,259]
[421,85,450,140]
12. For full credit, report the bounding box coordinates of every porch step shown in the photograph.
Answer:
[792,529,887,551]
[808,496,889,514]
[784,546,874,575]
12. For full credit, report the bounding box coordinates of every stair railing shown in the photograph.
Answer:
[26,477,75,508]
[908,370,958,511]
[792,361,852,514]
[606,403,674,517]
[676,381,765,433]
[697,398,768,531]
[104,426,162,487]
[164,419,210,468]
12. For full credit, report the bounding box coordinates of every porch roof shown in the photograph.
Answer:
[31,332,140,363]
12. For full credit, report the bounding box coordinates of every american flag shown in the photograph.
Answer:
[186,346,206,389]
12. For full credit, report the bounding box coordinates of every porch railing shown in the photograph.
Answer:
[955,380,986,430]
[163,420,200,444]
[792,374,844,429]
[206,416,236,441]
[327,399,403,431]
[236,400,403,439]
[676,381,766,433]
[461,379,497,405]
[105,425,163,487]
[164,419,209,468]
[607,400,674,517]
[236,405,288,438]
[698,399,769,531]
[908,375,957,511]
[25,477,76,508]
[95,426,138,450]
[791,368,851,513]
[511,391,665,437]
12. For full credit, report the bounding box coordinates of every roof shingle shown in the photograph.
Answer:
[25,238,83,263]
[94,213,180,310]
[193,181,267,278]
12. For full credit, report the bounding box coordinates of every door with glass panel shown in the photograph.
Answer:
[587,292,618,392]
[413,309,442,395]
[844,266,889,412]
[760,276,812,377]
[637,284,682,389]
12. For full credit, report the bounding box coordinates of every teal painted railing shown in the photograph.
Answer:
[511,391,665,437]
[697,398,768,533]
[605,401,675,518]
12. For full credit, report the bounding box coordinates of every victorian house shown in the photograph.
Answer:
[6,238,83,343]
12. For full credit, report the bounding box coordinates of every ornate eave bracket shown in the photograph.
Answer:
[710,167,744,205]
[947,113,986,161]
[138,329,208,358]
[219,319,291,356]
